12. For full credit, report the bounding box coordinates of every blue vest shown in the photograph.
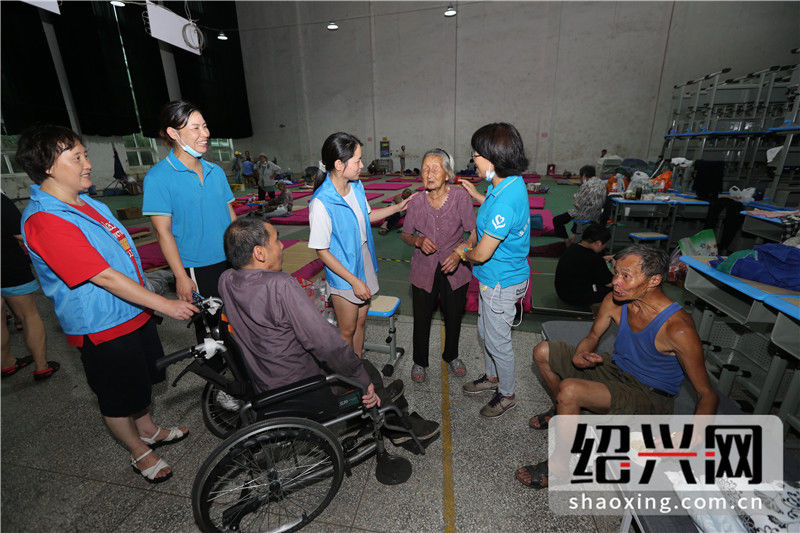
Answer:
[21,185,147,335]
[613,302,685,395]
[310,176,378,290]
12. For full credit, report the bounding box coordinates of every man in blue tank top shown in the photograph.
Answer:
[516,245,718,488]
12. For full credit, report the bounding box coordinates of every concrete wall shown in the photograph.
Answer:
[236,1,798,174]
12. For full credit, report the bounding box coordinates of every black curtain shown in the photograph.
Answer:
[115,3,169,139]
[167,1,252,139]
[1,1,69,134]
[52,1,138,136]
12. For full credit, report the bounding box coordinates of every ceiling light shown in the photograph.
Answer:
[217,31,228,41]
[327,21,338,31]
[110,1,125,7]
[444,4,456,17]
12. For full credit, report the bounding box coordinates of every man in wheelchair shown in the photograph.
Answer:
[217,217,440,449]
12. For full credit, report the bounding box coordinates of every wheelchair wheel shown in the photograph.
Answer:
[201,372,245,439]
[192,417,345,533]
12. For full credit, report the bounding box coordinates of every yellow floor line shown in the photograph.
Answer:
[440,324,456,533]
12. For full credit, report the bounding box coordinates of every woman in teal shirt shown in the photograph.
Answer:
[458,123,531,419]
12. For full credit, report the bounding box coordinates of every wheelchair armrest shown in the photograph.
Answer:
[249,374,368,412]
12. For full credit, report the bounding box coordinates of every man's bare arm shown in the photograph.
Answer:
[573,292,618,365]
[668,314,718,415]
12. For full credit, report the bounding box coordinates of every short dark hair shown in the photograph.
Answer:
[581,223,611,244]
[223,217,270,269]
[316,132,363,190]
[614,245,669,285]
[579,165,596,178]
[471,123,528,178]
[159,100,202,147]
[16,124,83,185]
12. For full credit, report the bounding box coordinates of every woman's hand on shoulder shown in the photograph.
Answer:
[460,180,478,198]
[397,192,418,211]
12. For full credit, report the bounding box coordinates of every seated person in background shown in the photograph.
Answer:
[378,188,412,235]
[262,181,293,219]
[517,245,718,488]
[554,223,613,307]
[552,165,606,240]
[218,217,440,446]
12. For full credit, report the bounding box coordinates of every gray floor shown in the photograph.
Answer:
[1,288,623,533]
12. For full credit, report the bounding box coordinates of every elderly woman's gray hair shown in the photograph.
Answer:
[421,148,455,181]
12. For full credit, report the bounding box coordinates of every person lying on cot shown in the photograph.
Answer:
[217,217,440,449]
[516,244,718,489]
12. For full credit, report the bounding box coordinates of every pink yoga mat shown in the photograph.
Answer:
[137,242,167,270]
[292,191,312,199]
[280,240,299,249]
[270,207,310,225]
[363,183,410,191]
[529,196,545,209]
[530,209,554,236]
[233,204,251,216]
[365,192,383,201]
[388,177,420,183]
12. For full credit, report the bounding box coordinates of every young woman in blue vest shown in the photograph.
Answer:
[17,125,198,484]
[308,132,413,356]
[142,101,236,305]
[458,123,531,418]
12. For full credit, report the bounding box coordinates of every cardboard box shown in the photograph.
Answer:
[116,207,142,220]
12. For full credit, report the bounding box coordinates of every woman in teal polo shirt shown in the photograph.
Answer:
[457,123,531,419]
[143,100,236,303]
[308,132,412,357]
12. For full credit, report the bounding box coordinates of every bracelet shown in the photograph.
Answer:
[459,246,472,261]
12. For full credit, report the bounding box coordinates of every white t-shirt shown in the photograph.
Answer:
[308,187,371,249]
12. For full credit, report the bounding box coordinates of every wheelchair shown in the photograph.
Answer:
[157,297,424,533]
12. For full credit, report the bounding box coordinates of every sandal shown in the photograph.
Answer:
[33,361,60,381]
[378,227,389,235]
[131,449,172,484]
[140,426,188,449]
[515,460,548,489]
[411,364,426,383]
[528,406,556,430]
[447,358,467,376]
[1,356,33,378]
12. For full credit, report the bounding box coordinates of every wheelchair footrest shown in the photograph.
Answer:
[375,450,412,485]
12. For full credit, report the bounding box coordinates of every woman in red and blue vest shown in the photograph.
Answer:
[308,132,412,356]
[17,125,198,484]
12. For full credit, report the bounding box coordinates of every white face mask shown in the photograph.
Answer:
[485,168,496,182]
[177,133,203,158]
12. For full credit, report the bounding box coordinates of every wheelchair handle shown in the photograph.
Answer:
[156,338,228,371]
[156,346,195,371]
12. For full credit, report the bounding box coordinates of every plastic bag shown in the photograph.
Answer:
[626,171,651,193]
[728,186,755,203]
[606,173,628,193]
[650,170,673,192]
[678,229,718,257]
[667,246,687,282]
